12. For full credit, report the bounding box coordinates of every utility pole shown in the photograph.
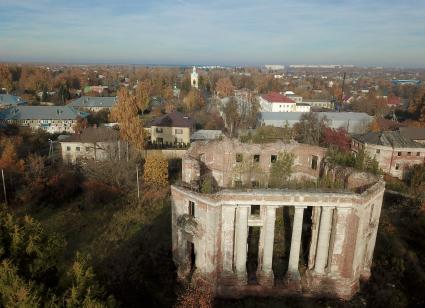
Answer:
[1,169,7,205]
[136,165,140,199]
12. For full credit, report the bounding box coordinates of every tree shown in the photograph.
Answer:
[74,117,89,134]
[408,163,425,198]
[110,88,146,153]
[322,127,351,153]
[135,80,152,113]
[223,97,240,137]
[294,113,328,145]
[269,151,294,187]
[215,78,234,98]
[0,138,24,172]
[183,89,204,112]
[65,253,115,308]
[143,153,168,187]
[0,65,13,93]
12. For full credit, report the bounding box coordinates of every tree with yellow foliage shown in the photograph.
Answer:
[143,153,168,187]
[110,88,146,153]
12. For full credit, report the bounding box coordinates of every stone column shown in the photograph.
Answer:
[286,206,306,282]
[221,206,236,273]
[234,206,249,284]
[258,206,277,287]
[314,206,334,274]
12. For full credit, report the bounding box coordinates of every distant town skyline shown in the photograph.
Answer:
[1,0,425,67]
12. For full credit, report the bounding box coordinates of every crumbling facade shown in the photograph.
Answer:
[172,138,385,300]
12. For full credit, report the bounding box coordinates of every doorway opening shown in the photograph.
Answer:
[247,226,261,284]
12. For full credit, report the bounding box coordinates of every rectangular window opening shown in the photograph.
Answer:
[253,154,260,162]
[311,155,318,170]
[236,153,243,162]
[251,204,260,216]
[271,155,277,163]
[189,201,195,217]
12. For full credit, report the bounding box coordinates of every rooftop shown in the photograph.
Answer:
[68,96,116,108]
[191,129,223,141]
[352,131,425,148]
[0,94,26,106]
[151,111,193,128]
[261,111,373,121]
[261,92,295,104]
[60,127,119,143]
[0,106,87,121]
[399,127,425,140]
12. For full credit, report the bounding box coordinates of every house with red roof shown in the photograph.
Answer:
[387,96,401,107]
[259,92,310,113]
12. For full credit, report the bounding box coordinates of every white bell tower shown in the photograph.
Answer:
[191,66,199,89]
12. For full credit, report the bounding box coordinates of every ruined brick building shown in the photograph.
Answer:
[171,138,385,299]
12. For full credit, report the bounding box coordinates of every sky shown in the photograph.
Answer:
[0,0,424,67]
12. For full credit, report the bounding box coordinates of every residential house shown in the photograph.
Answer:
[0,106,87,133]
[60,127,121,163]
[68,96,116,112]
[259,92,310,112]
[351,131,425,179]
[150,111,193,145]
[0,94,26,109]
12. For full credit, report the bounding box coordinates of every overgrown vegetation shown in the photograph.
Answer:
[327,147,381,175]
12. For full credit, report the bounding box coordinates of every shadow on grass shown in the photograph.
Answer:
[93,200,178,308]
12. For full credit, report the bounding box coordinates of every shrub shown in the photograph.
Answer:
[82,179,120,205]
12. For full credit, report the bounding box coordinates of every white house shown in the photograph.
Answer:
[259,92,310,113]
[60,127,121,163]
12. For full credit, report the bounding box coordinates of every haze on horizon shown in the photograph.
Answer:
[0,0,424,68]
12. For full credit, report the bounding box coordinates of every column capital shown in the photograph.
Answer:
[294,205,307,210]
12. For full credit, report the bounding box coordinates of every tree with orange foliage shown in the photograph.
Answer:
[215,78,234,98]
[0,138,24,172]
[369,119,382,132]
[135,80,152,113]
[111,88,146,153]
[74,116,89,133]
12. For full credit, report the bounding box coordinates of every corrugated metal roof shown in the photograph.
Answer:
[191,130,223,140]
[352,131,425,148]
[68,96,116,108]
[399,127,425,141]
[0,106,87,120]
[0,94,26,106]
[261,112,373,121]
